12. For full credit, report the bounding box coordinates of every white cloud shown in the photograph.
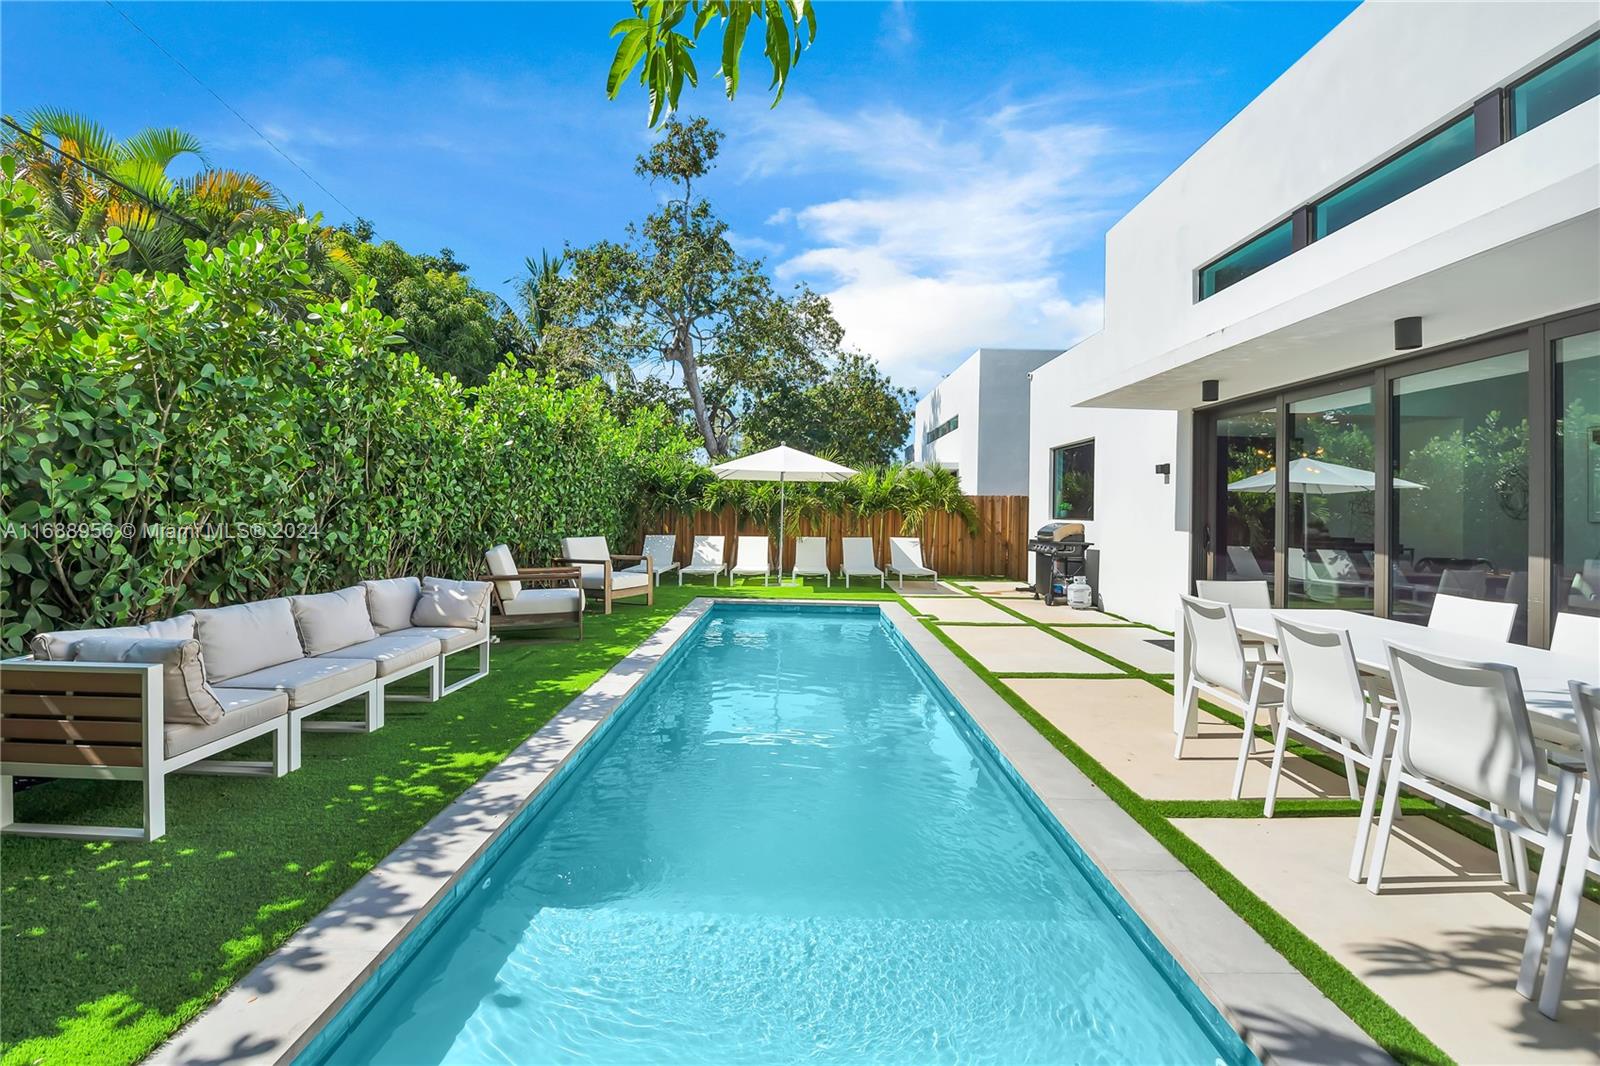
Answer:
[738,95,1146,393]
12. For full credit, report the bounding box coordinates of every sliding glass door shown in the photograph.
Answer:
[1286,386,1377,611]
[1213,408,1277,588]
[1554,329,1600,620]
[1194,306,1596,647]
[1390,350,1530,640]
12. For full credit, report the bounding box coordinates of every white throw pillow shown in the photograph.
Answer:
[411,577,493,630]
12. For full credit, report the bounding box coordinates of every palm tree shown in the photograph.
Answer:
[5,107,285,272]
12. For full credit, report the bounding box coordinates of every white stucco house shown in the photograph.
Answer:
[1026,1,1598,646]
[913,348,1061,495]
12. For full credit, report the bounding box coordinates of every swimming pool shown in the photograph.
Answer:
[301,603,1255,1065]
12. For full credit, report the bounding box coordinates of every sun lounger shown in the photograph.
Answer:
[731,535,771,586]
[841,538,884,588]
[626,535,678,585]
[791,536,830,585]
[888,537,938,590]
[680,536,725,586]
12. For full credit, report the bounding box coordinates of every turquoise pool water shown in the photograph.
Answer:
[304,604,1253,1065]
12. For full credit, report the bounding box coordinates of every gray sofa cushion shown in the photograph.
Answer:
[410,625,488,654]
[325,631,441,677]
[290,586,376,656]
[166,688,288,758]
[363,576,422,634]
[31,614,195,661]
[71,636,225,726]
[212,656,375,709]
[411,578,492,630]
[192,599,304,682]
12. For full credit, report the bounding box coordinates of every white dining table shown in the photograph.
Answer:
[1172,608,1600,752]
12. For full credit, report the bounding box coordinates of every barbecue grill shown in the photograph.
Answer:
[1028,521,1090,605]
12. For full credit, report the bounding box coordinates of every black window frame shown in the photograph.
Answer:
[924,414,958,446]
[1193,32,1600,303]
[1050,439,1096,521]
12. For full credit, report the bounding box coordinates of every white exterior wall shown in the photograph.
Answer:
[912,355,981,488]
[1025,0,1598,630]
[1029,336,1191,628]
[1080,0,1598,410]
[914,349,1059,495]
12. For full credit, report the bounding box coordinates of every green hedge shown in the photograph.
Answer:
[0,164,693,654]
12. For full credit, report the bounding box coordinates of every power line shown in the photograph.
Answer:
[104,0,358,220]
[1,116,210,235]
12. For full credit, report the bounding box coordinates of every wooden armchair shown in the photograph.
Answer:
[482,545,585,638]
[557,536,654,614]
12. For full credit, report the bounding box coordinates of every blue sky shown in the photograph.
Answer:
[2,1,1354,392]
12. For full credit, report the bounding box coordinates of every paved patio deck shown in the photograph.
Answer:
[1182,816,1600,1065]
[938,622,1119,674]
[934,581,1600,1064]
[1005,677,1350,800]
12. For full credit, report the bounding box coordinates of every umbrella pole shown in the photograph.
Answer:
[777,475,786,587]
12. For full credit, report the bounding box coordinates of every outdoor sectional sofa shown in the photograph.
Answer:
[0,575,492,842]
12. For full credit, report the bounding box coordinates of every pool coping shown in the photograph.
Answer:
[883,601,1393,1066]
[149,598,1390,1066]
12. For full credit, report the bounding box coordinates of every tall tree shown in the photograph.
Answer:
[542,118,912,465]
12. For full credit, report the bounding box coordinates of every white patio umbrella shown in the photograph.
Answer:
[711,444,857,581]
[1229,457,1424,554]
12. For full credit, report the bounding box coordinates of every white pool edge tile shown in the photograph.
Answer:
[883,602,1393,1066]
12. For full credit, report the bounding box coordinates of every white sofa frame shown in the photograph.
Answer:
[1,660,292,842]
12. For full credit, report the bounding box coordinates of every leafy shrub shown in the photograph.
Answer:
[0,162,695,653]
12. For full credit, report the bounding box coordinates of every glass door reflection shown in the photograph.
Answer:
[1285,387,1377,611]
[1215,409,1277,593]
[1555,330,1600,623]
[1391,350,1530,640]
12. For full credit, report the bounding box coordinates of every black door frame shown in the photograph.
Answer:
[1190,303,1600,648]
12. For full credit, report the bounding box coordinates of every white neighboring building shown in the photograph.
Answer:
[1030,2,1599,645]
[913,348,1061,495]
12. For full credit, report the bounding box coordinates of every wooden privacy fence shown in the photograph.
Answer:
[641,496,1030,580]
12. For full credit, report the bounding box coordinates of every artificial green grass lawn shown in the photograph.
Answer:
[0,581,895,1066]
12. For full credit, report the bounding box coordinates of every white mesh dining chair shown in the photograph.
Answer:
[1427,592,1517,642]
[1196,580,1274,662]
[1174,595,1284,800]
[1194,579,1269,608]
[1269,617,1396,881]
[1520,681,1600,1019]
[1366,645,1579,904]
[1550,612,1600,663]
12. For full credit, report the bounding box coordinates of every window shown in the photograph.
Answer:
[1390,351,1530,640]
[1314,115,1476,239]
[1198,219,1293,299]
[924,414,958,445]
[1051,441,1095,520]
[1196,37,1596,300]
[1510,36,1600,136]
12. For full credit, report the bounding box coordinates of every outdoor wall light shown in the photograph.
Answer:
[1201,379,1219,403]
[1155,463,1171,484]
[1394,316,1423,350]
